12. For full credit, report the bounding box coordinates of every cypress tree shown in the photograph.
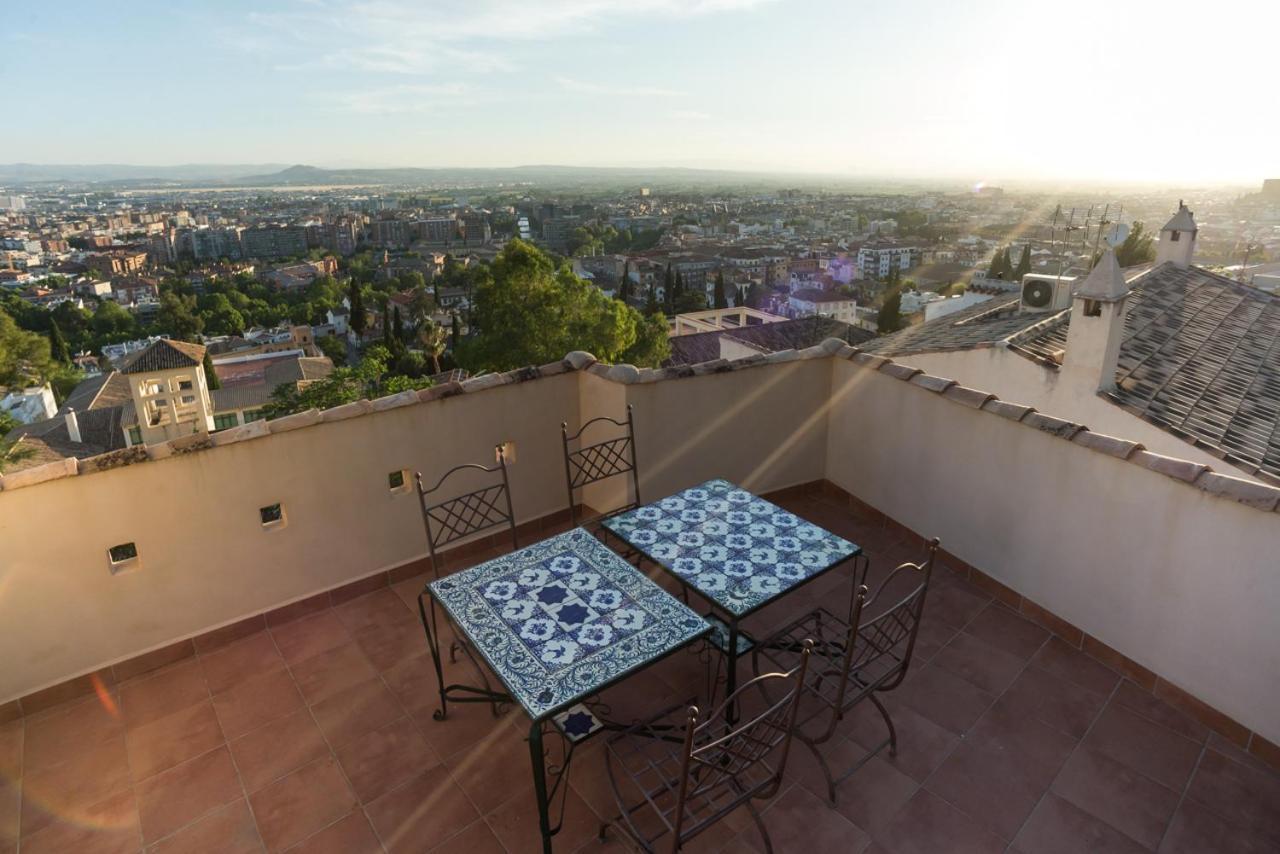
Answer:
[663,263,674,313]
[349,280,366,336]
[202,350,221,390]
[619,261,631,303]
[1001,247,1014,279]
[392,306,405,353]
[450,313,460,349]
[987,249,1003,280]
[713,270,728,309]
[381,302,392,350]
[646,281,658,315]
[48,319,70,364]
[1014,245,1032,282]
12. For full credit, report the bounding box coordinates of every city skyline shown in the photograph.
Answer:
[6,0,1277,186]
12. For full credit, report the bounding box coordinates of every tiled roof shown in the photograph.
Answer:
[666,316,875,366]
[871,262,1280,480]
[211,355,334,411]
[119,339,206,374]
[1026,264,1280,479]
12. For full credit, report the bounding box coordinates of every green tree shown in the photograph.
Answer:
[392,306,406,354]
[1115,221,1156,267]
[713,271,728,310]
[1014,245,1032,282]
[315,334,347,366]
[450,314,461,350]
[1001,247,1014,280]
[987,248,1005,280]
[48,320,71,365]
[877,289,904,333]
[417,320,448,374]
[348,280,366,337]
[202,351,221,390]
[460,239,668,371]
[91,300,137,339]
[156,292,204,341]
[662,264,675,314]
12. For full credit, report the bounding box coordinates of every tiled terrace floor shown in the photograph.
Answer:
[2,493,1278,853]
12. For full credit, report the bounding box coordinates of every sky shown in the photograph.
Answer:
[3,0,1276,186]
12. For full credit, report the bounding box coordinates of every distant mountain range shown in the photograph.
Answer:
[0,162,855,190]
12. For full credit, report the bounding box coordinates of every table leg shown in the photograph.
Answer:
[725,620,740,725]
[529,720,554,854]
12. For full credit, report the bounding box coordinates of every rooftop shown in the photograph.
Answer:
[0,342,1276,853]
[868,262,1280,481]
[119,339,207,374]
[4,491,1275,853]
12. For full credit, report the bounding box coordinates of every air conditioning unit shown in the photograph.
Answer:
[1020,274,1075,313]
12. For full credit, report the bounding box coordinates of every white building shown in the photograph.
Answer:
[1,386,57,425]
[857,242,919,279]
[788,288,858,324]
[923,290,994,322]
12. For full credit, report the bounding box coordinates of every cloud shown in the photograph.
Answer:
[670,109,712,120]
[555,76,684,98]
[238,0,777,74]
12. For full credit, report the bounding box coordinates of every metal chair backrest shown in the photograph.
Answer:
[670,640,813,848]
[561,404,639,525]
[415,445,518,580]
[834,537,939,707]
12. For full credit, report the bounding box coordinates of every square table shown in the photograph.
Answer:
[428,527,709,852]
[602,478,861,717]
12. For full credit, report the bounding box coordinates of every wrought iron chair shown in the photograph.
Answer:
[752,537,939,804]
[561,404,640,529]
[415,446,519,721]
[599,640,813,853]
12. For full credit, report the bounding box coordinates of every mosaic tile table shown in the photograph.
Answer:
[602,478,862,719]
[427,527,709,852]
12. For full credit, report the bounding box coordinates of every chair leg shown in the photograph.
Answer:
[419,597,449,721]
[799,731,839,805]
[869,693,898,756]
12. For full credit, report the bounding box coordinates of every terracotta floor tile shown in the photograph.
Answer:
[486,784,603,854]
[352,615,429,672]
[335,717,439,803]
[391,573,430,611]
[895,663,996,735]
[923,578,990,631]
[1111,680,1208,744]
[1158,797,1278,854]
[363,770,481,854]
[135,746,242,843]
[1032,638,1120,696]
[291,643,378,705]
[229,709,330,793]
[0,778,17,843]
[199,631,284,695]
[334,589,415,635]
[249,757,358,853]
[1205,731,1276,776]
[271,611,353,665]
[0,721,21,780]
[872,788,1005,854]
[742,783,871,853]
[310,677,405,747]
[842,699,959,783]
[381,653,439,718]
[924,739,1053,840]
[1083,703,1203,792]
[1012,793,1149,854]
[830,754,919,834]
[1183,748,1280,847]
[212,665,306,739]
[20,735,132,839]
[424,818,504,854]
[284,809,381,854]
[126,699,225,780]
[17,788,140,854]
[931,631,1027,696]
[965,701,1078,786]
[1051,747,1180,849]
[442,725,534,815]
[907,615,960,664]
[962,603,1050,661]
[997,666,1109,739]
[119,659,209,731]
[23,693,122,772]
[149,798,262,854]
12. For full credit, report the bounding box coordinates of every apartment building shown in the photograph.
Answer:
[241,225,308,259]
[857,240,919,279]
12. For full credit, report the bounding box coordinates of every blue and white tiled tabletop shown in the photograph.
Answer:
[602,479,860,617]
[428,528,709,720]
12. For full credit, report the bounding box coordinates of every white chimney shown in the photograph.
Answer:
[1155,201,1197,269]
[1063,249,1131,392]
[65,407,82,444]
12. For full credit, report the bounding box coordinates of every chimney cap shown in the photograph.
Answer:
[1075,249,1130,303]
[1162,202,1196,233]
